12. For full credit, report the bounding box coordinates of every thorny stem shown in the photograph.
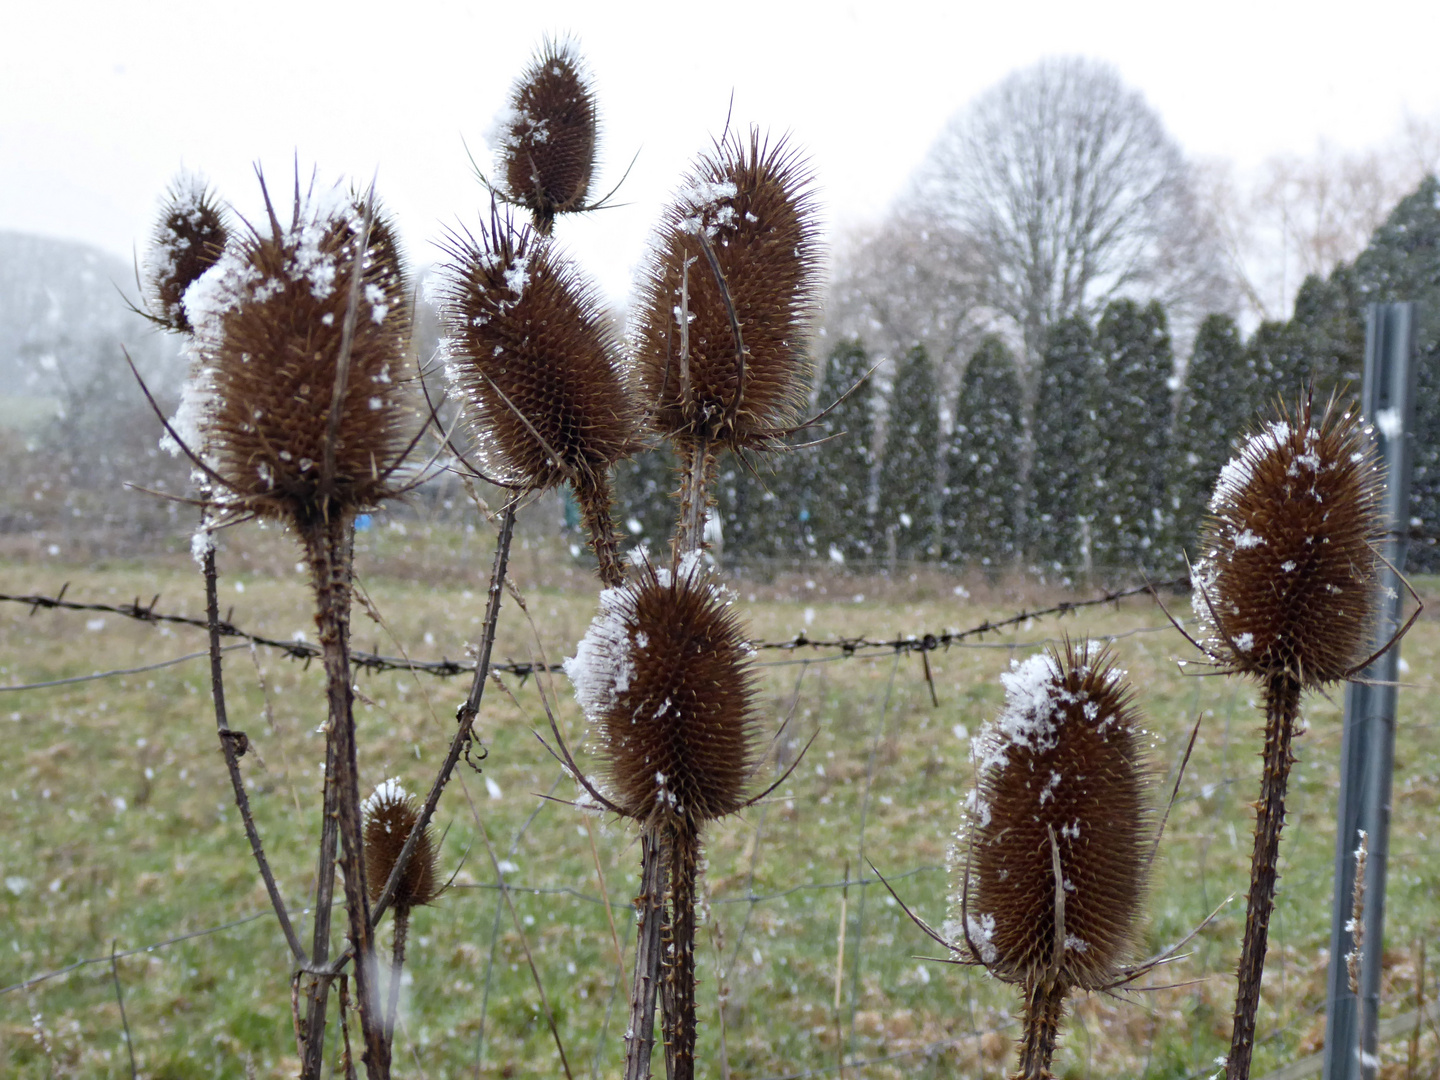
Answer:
[624,830,666,1080]
[301,724,341,1080]
[1015,977,1069,1080]
[369,500,516,932]
[304,513,388,1079]
[576,472,625,588]
[1226,672,1303,1080]
[674,439,716,559]
[201,537,305,962]
[385,909,409,1053]
[660,821,701,1080]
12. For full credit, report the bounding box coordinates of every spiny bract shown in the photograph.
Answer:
[437,210,636,492]
[631,129,821,451]
[564,554,761,826]
[494,38,598,232]
[362,779,440,912]
[1192,394,1385,686]
[955,639,1152,991]
[180,180,414,526]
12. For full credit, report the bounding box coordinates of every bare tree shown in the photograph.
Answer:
[1202,112,1440,323]
[907,56,1233,377]
[825,213,990,386]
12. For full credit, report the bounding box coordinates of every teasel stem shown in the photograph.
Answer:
[624,829,666,1080]
[384,908,409,1053]
[674,438,716,558]
[660,820,701,1080]
[1015,978,1068,1080]
[301,709,343,1079]
[1226,671,1303,1080]
[576,471,624,588]
[301,512,388,1079]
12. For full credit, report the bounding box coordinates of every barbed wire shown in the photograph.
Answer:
[0,576,1190,687]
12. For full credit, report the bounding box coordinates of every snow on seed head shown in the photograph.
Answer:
[1194,393,1385,686]
[957,639,1153,990]
[564,556,760,826]
[363,779,440,913]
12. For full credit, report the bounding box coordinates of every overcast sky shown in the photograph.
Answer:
[4,0,1438,304]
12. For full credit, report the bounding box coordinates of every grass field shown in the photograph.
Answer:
[2,516,1437,1079]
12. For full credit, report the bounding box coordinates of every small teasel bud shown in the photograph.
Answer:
[564,553,761,826]
[493,38,598,233]
[1192,394,1385,686]
[958,640,1153,992]
[631,129,822,451]
[363,779,439,913]
[437,210,635,492]
[182,180,415,526]
[145,172,230,334]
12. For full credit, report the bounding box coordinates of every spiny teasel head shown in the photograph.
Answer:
[493,38,598,233]
[631,129,822,452]
[564,554,762,828]
[144,172,230,334]
[1192,393,1385,686]
[437,209,637,493]
[363,779,440,913]
[953,640,1154,993]
[180,179,415,527]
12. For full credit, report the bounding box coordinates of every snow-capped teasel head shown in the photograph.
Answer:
[362,778,440,913]
[174,172,415,530]
[563,555,761,827]
[954,639,1154,992]
[1192,392,1386,686]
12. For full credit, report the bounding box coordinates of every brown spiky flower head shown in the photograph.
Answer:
[1192,394,1385,686]
[564,553,761,828]
[179,179,414,528]
[144,172,230,334]
[438,209,636,581]
[953,640,1152,1079]
[492,38,598,234]
[631,129,822,452]
[363,779,440,914]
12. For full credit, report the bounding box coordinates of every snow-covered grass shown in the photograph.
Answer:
[1,538,1437,1078]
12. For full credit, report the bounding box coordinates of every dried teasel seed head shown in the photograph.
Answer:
[631,129,822,451]
[1192,394,1386,686]
[145,173,230,334]
[955,640,1153,991]
[181,179,415,526]
[438,210,636,492]
[363,779,440,912]
[493,38,598,233]
[564,554,761,827]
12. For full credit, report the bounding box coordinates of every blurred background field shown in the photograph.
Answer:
[2,510,1437,1079]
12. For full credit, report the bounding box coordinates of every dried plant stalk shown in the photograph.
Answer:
[1191,394,1388,1080]
[175,176,419,1080]
[950,640,1154,1079]
[566,556,763,1079]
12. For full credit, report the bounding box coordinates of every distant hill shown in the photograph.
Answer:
[0,230,179,414]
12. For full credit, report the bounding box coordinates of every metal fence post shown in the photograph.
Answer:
[1321,303,1418,1080]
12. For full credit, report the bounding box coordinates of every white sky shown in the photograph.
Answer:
[4,0,1439,304]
